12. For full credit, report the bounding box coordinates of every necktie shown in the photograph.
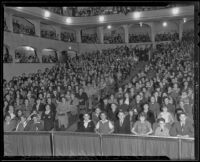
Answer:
[120,120,123,127]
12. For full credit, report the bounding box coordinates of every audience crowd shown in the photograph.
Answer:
[81,33,98,43]
[129,33,151,43]
[15,52,40,63]
[13,20,35,36]
[155,32,179,42]
[41,29,57,40]
[42,55,58,63]
[4,30,194,138]
[61,32,76,43]
[104,34,124,44]
[4,20,9,31]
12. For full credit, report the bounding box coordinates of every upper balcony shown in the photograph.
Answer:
[5,5,194,27]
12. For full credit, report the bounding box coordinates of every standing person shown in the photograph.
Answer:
[56,97,71,129]
[76,88,89,115]
[77,113,95,132]
[114,111,130,134]
[32,98,45,116]
[141,103,155,126]
[41,104,55,131]
[149,96,160,119]
[131,112,153,135]
[15,115,27,131]
[95,112,114,134]
[21,98,33,118]
[107,103,119,123]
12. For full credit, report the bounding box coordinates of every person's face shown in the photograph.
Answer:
[129,110,133,116]
[140,116,145,122]
[18,110,22,116]
[33,117,37,123]
[136,95,140,101]
[95,108,101,114]
[103,99,108,104]
[150,97,155,103]
[179,114,186,122]
[163,107,168,112]
[179,101,184,107]
[118,112,124,120]
[143,104,149,112]
[83,114,90,121]
[62,98,66,103]
[100,113,106,120]
[164,98,169,104]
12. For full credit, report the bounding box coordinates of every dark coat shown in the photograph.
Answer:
[76,120,95,132]
[114,116,131,134]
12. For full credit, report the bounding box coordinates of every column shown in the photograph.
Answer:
[123,25,129,43]
[34,20,41,37]
[7,13,13,32]
[54,26,61,40]
[97,26,104,44]
[179,21,183,41]
[75,29,81,43]
[149,22,156,49]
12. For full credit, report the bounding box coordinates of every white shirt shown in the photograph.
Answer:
[83,120,91,128]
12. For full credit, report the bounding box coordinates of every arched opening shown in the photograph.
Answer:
[15,46,39,63]
[103,25,124,44]
[61,29,76,42]
[12,16,35,35]
[41,48,58,63]
[129,23,151,43]
[81,27,98,43]
[3,45,12,63]
[40,23,57,40]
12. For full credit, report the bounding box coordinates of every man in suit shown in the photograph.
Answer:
[114,111,130,134]
[76,113,95,132]
[170,112,194,137]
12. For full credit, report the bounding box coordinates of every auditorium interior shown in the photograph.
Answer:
[3,4,197,159]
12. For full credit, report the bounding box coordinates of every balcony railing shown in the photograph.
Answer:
[4,131,194,159]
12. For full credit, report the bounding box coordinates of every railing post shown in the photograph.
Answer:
[178,138,182,160]
[51,131,55,156]
[99,133,103,156]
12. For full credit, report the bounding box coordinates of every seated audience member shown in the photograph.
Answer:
[114,111,130,134]
[127,108,138,128]
[32,98,45,115]
[100,97,110,113]
[163,97,176,116]
[107,103,119,123]
[7,105,16,120]
[4,114,17,132]
[92,107,101,126]
[154,118,170,136]
[170,112,194,137]
[77,113,95,132]
[15,115,27,131]
[118,98,129,114]
[21,98,33,118]
[41,104,55,131]
[141,103,155,126]
[157,106,174,129]
[69,93,79,116]
[15,109,23,122]
[46,97,56,119]
[24,114,44,131]
[131,112,153,135]
[95,112,114,134]
[108,94,118,105]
